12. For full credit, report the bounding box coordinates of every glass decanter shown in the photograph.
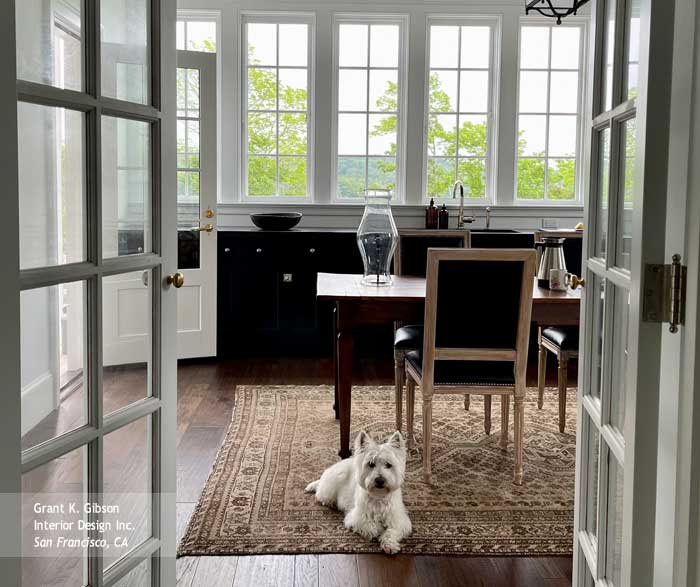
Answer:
[356,190,398,286]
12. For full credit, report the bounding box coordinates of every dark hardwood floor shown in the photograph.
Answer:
[175,356,575,587]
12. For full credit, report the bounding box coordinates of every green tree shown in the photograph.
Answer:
[426,73,487,198]
[246,45,308,196]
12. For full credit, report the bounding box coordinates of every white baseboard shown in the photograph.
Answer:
[21,372,56,437]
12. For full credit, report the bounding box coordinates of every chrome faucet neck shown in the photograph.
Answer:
[452,180,465,228]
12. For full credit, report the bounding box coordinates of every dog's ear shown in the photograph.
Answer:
[385,431,405,450]
[354,430,373,454]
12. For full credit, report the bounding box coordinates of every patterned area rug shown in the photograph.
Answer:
[178,385,575,556]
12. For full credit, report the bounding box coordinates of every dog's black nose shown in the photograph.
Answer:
[375,477,385,488]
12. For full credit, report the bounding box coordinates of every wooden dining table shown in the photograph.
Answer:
[317,272,581,458]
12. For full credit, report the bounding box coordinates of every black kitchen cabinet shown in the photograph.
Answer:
[217,228,538,358]
[218,229,377,357]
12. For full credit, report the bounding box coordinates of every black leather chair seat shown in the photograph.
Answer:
[542,326,580,350]
[405,350,515,386]
[394,324,423,350]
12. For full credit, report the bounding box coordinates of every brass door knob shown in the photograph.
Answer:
[569,274,585,290]
[166,272,185,288]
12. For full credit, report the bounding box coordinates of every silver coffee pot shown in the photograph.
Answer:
[535,237,567,288]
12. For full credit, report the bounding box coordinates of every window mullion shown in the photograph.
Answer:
[456,26,462,186]
[364,26,371,192]
[544,27,553,201]
[275,25,280,196]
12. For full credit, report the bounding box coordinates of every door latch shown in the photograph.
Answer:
[643,254,687,333]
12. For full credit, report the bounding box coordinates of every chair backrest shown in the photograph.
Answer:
[421,248,537,388]
[395,230,470,277]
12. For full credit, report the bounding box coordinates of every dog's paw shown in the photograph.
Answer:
[381,540,401,555]
[304,480,319,494]
[354,526,378,540]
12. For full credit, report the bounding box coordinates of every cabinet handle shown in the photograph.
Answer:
[256,248,262,253]
[224,247,231,253]
[309,248,316,254]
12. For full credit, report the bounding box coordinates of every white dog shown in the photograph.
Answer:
[305,430,412,554]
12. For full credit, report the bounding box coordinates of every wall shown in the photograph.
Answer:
[178,0,588,231]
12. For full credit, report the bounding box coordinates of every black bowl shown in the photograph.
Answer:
[250,212,302,231]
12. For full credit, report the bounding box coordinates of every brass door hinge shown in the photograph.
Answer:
[643,254,687,333]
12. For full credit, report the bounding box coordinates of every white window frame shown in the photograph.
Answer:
[422,15,501,206]
[240,12,316,203]
[331,13,409,203]
[514,17,587,205]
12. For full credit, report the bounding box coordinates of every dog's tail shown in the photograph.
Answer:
[304,480,319,494]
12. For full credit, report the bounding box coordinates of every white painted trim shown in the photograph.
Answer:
[21,372,56,437]
[217,201,583,230]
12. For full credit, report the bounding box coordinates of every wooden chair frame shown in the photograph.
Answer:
[393,230,470,432]
[405,248,537,485]
[537,327,578,433]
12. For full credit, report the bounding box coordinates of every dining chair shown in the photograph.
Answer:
[537,326,579,432]
[392,230,471,432]
[405,248,536,485]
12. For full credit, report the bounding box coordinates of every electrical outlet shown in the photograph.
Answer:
[542,218,558,229]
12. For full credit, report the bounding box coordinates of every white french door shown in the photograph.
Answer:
[102,50,217,363]
[176,50,217,359]
[1,0,178,585]
[574,0,678,586]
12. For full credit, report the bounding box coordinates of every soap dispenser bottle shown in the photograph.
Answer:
[438,204,449,229]
[425,198,438,229]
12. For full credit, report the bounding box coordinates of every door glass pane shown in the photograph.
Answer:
[602,0,617,112]
[177,68,201,270]
[21,282,87,451]
[103,416,152,568]
[589,275,606,400]
[16,0,82,91]
[113,559,151,586]
[101,0,150,104]
[625,0,641,100]
[102,117,151,258]
[22,446,87,586]
[595,127,611,259]
[606,451,624,586]
[18,103,85,270]
[610,286,630,434]
[583,411,600,540]
[616,118,636,271]
[102,271,152,414]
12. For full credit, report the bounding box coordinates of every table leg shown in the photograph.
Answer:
[333,305,339,419]
[337,326,354,459]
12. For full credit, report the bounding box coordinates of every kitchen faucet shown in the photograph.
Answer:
[452,180,475,229]
[485,206,491,229]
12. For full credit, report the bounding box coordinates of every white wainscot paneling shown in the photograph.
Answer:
[217,203,584,232]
